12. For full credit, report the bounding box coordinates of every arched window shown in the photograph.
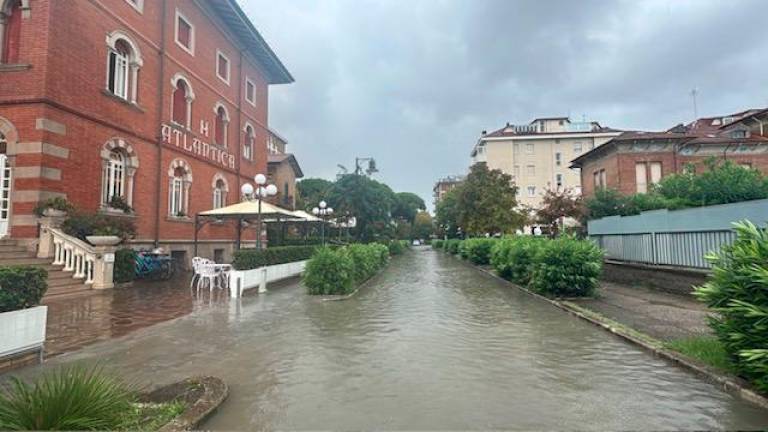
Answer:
[243,123,254,160]
[105,31,142,103]
[168,159,192,217]
[214,104,229,147]
[212,174,228,209]
[0,0,22,64]
[100,138,139,209]
[170,73,194,128]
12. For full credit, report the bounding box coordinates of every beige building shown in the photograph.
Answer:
[470,117,621,208]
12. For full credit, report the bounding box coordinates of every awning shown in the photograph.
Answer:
[199,200,300,219]
[291,210,323,222]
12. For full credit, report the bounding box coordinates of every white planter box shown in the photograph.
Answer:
[0,305,48,358]
[229,260,308,298]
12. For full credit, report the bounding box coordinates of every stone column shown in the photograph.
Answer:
[36,215,66,259]
[91,245,118,290]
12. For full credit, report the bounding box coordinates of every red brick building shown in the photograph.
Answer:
[0,0,293,264]
[571,109,768,198]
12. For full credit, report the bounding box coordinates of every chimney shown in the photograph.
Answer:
[481,130,487,135]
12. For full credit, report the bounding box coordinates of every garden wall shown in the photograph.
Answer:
[588,198,768,269]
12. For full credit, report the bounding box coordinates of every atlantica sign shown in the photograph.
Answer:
[161,124,236,169]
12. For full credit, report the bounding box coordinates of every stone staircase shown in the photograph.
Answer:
[0,239,93,300]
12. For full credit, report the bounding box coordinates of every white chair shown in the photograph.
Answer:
[190,257,214,288]
[195,263,219,292]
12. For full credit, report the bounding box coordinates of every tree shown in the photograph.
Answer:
[456,163,523,235]
[435,187,461,238]
[411,211,434,240]
[296,178,333,211]
[326,174,396,241]
[536,188,583,236]
[391,192,426,223]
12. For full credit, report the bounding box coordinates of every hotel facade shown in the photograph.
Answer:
[0,0,293,264]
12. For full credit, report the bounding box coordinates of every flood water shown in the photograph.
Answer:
[38,249,768,430]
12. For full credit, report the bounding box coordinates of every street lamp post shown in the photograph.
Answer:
[312,200,334,245]
[241,173,277,249]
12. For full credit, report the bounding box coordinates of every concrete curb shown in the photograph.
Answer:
[448,252,768,410]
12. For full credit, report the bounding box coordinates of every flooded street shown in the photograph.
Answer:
[36,249,768,430]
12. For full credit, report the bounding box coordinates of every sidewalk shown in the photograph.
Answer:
[570,281,712,341]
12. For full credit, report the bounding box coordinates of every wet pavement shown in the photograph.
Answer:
[42,275,230,357]
[19,250,768,430]
[571,281,712,341]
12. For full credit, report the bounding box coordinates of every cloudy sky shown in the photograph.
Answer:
[240,0,768,209]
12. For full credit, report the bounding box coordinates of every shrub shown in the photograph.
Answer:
[385,240,405,256]
[490,236,544,285]
[462,238,497,265]
[694,221,768,391]
[62,212,136,244]
[304,247,355,295]
[33,197,74,217]
[107,196,133,214]
[0,365,136,431]
[445,239,461,255]
[233,245,320,270]
[0,266,48,313]
[432,239,444,250]
[528,236,603,297]
[114,249,136,284]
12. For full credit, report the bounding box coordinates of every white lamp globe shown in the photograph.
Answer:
[319,200,327,209]
[312,207,320,215]
[254,173,267,185]
[265,184,278,196]
[241,183,254,196]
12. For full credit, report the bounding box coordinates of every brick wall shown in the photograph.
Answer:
[0,0,287,261]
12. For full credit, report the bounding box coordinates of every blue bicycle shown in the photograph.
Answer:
[135,249,175,281]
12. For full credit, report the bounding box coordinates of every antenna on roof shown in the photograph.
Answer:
[690,87,699,120]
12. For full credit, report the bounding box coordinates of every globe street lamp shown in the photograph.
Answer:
[241,174,277,249]
[312,200,334,245]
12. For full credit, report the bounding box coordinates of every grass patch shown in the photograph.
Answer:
[122,400,186,431]
[665,336,737,374]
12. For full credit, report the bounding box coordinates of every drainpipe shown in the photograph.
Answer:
[153,0,168,248]
[235,50,243,248]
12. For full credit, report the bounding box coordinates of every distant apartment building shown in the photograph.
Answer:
[433,175,464,206]
[470,117,621,208]
[266,130,303,210]
[571,108,768,199]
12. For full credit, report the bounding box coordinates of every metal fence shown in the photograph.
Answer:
[592,230,736,269]
[588,199,768,270]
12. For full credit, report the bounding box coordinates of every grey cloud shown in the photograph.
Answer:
[240,0,768,209]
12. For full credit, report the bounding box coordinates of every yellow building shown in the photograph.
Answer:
[470,117,621,209]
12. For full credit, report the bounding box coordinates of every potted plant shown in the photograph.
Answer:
[33,197,74,218]
[85,226,122,246]
[0,267,48,366]
[107,196,134,214]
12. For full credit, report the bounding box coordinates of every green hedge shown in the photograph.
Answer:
[114,248,136,284]
[431,239,444,250]
[694,221,768,392]
[305,243,389,295]
[233,245,320,270]
[461,238,497,265]
[444,239,461,255]
[383,239,409,256]
[488,236,602,298]
[528,237,603,297]
[0,266,48,313]
[490,237,545,285]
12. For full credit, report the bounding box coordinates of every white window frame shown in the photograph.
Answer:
[213,103,230,148]
[216,50,230,85]
[527,186,536,197]
[169,176,185,216]
[245,77,256,106]
[124,0,143,13]
[102,150,126,206]
[107,47,129,100]
[243,123,255,160]
[174,9,195,56]
[555,152,562,166]
[526,143,534,155]
[105,31,142,104]
[526,164,535,177]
